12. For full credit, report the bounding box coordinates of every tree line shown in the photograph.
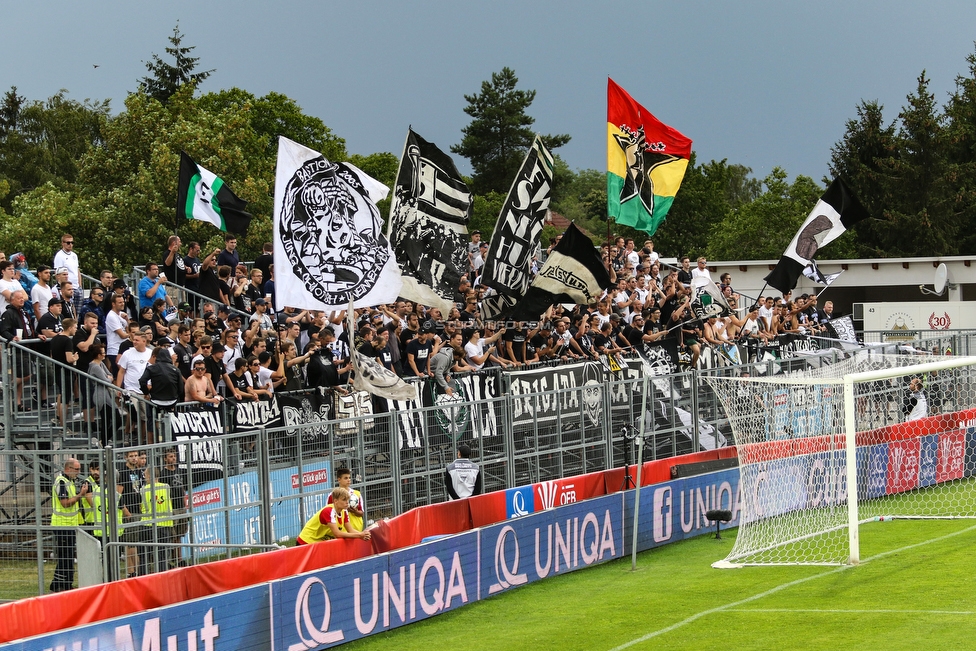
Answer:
[1,26,974,276]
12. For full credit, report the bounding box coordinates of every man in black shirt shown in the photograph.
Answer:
[50,318,79,426]
[253,242,274,281]
[405,328,435,377]
[172,325,193,378]
[503,322,528,365]
[161,235,186,287]
[38,298,64,338]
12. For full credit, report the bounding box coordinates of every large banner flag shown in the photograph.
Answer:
[177,151,252,235]
[480,135,554,319]
[510,222,612,320]
[273,136,402,311]
[607,78,692,236]
[690,276,732,320]
[764,177,868,294]
[347,302,418,401]
[388,129,473,316]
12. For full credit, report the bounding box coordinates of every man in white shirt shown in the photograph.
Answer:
[53,234,81,315]
[0,261,21,313]
[691,257,712,282]
[31,265,54,319]
[106,294,129,365]
[115,330,153,444]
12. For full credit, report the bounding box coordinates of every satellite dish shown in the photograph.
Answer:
[934,263,948,295]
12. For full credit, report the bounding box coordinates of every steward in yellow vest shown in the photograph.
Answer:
[50,458,88,592]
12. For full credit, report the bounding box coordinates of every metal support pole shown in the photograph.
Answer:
[631,375,649,571]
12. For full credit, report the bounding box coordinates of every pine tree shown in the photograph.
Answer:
[139,23,214,103]
[452,67,569,194]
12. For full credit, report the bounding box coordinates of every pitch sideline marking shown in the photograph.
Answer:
[726,608,976,615]
[608,523,976,651]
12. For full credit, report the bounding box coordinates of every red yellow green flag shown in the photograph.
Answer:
[607,78,692,236]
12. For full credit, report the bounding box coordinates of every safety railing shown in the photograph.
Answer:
[5,332,976,598]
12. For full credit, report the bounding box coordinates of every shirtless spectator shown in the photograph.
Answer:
[185,359,224,406]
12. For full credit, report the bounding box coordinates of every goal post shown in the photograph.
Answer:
[706,351,976,568]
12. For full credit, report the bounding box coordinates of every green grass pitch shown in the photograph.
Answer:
[341,519,976,650]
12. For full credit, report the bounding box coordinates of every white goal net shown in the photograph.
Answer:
[705,350,976,566]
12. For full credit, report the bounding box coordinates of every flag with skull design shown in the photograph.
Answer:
[273,137,403,310]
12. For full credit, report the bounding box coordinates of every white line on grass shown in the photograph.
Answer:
[726,608,976,615]
[608,523,976,651]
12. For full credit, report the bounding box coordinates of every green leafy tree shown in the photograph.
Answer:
[1,86,270,272]
[197,89,346,160]
[943,44,976,253]
[706,168,830,261]
[348,151,399,225]
[0,88,109,211]
[876,72,955,256]
[452,67,570,194]
[139,23,214,103]
[828,99,897,242]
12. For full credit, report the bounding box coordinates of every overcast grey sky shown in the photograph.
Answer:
[3,1,976,184]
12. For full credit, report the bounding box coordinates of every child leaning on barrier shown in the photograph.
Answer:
[296,487,371,545]
[327,468,365,532]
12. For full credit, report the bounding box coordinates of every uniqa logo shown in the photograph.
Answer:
[289,577,344,651]
[488,525,529,594]
[511,490,529,517]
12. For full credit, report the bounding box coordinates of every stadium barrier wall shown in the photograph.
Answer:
[0,446,737,645]
[6,463,751,650]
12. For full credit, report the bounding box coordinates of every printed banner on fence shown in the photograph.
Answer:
[388,371,500,449]
[232,396,284,432]
[169,406,225,474]
[506,361,604,428]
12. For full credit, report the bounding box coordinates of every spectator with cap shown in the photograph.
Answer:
[50,267,69,301]
[405,323,436,377]
[38,297,64,338]
[108,278,138,319]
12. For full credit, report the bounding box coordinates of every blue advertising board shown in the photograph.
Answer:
[183,461,332,555]
[479,494,625,598]
[6,585,269,651]
[625,467,742,552]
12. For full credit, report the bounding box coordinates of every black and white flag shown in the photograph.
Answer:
[346,302,417,402]
[480,135,554,319]
[388,129,472,316]
[690,276,732,320]
[510,222,613,321]
[764,177,868,294]
[802,260,842,287]
[273,137,402,310]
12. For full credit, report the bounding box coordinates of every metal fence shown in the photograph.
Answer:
[4,332,976,599]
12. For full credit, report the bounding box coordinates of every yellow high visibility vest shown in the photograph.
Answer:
[91,485,126,538]
[51,475,81,527]
[140,482,174,527]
